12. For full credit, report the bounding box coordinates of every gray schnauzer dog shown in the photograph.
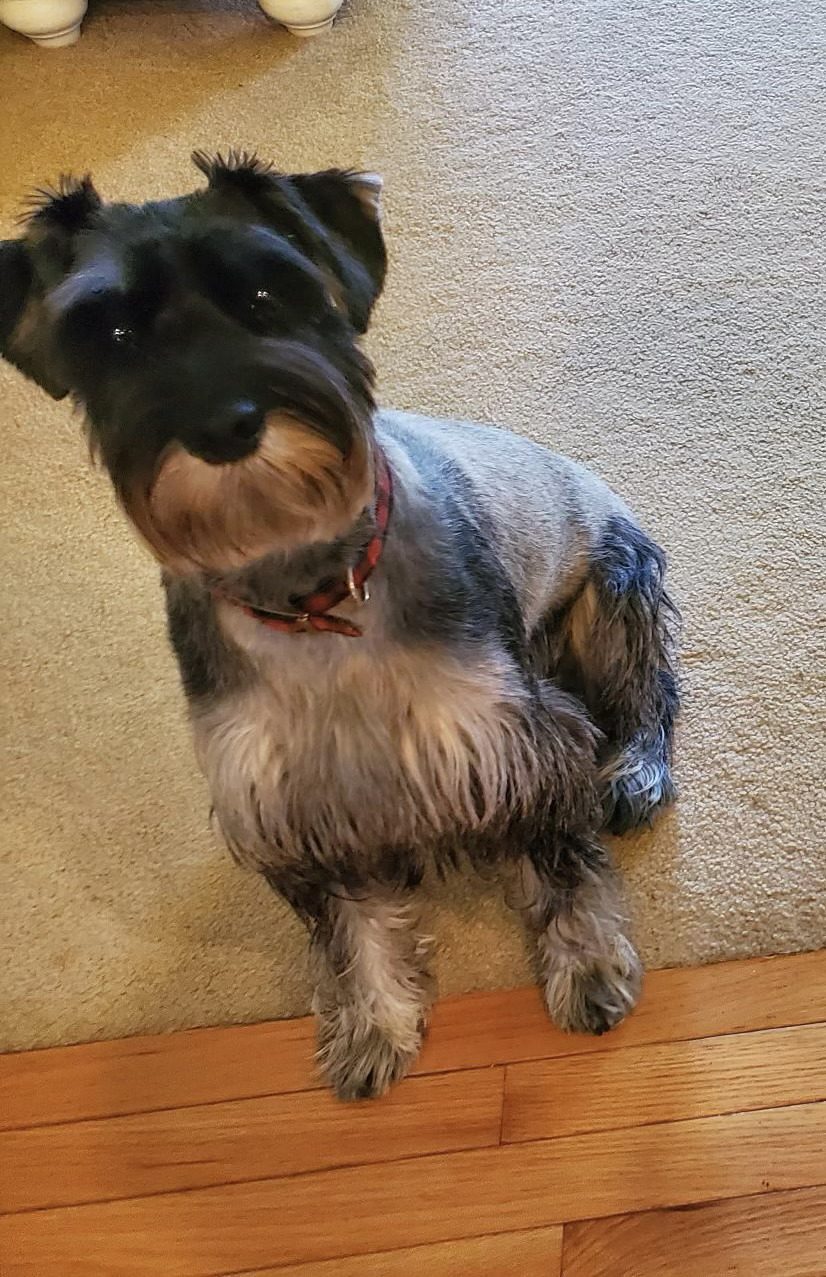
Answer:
[0,153,679,1100]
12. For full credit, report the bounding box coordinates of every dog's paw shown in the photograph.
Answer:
[316,1012,423,1101]
[600,733,676,835]
[543,936,642,1036]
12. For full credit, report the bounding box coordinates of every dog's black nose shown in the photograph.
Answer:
[191,400,265,464]
[231,400,266,441]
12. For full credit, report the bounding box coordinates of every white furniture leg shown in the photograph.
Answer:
[0,0,87,45]
[257,0,343,36]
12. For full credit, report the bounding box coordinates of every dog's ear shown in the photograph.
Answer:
[0,175,102,399]
[287,169,386,333]
[0,238,70,400]
[0,238,34,348]
[192,151,386,333]
[21,174,101,250]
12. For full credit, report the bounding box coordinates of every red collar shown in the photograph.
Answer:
[217,449,393,639]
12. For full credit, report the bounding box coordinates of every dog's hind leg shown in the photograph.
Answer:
[270,874,432,1101]
[506,682,641,1035]
[562,516,680,835]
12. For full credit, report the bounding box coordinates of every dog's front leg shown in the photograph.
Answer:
[268,874,432,1100]
[518,847,642,1036]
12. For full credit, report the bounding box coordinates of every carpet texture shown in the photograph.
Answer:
[1,0,823,1051]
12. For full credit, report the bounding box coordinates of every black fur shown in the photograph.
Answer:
[0,154,383,496]
[0,239,32,352]
[588,515,680,741]
[527,514,680,834]
[578,516,680,833]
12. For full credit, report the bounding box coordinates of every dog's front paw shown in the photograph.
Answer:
[543,936,642,1036]
[316,1011,423,1101]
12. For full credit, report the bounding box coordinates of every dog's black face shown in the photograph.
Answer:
[0,152,386,573]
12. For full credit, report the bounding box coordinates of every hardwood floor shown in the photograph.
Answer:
[1,950,825,1275]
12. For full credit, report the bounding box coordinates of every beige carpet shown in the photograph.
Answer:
[1,0,824,1052]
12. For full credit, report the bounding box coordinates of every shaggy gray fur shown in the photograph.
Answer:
[169,410,679,1097]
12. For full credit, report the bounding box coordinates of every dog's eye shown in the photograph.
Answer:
[111,324,137,348]
[249,289,281,329]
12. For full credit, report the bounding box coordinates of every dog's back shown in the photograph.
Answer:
[379,409,632,634]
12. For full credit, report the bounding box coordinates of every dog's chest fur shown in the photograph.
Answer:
[192,606,539,875]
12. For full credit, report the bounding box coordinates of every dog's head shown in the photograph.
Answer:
[0,152,386,574]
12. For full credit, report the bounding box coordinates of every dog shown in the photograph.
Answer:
[0,153,679,1100]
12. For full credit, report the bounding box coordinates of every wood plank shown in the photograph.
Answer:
[0,1018,317,1132]
[243,1226,563,1276]
[3,950,825,1131]
[562,1184,826,1276]
[3,1102,826,1275]
[503,1022,826,1142]
[0,1068,503,1213]
[416,950,826,1078]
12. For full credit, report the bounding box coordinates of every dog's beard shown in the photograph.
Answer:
[123,414,371,575]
